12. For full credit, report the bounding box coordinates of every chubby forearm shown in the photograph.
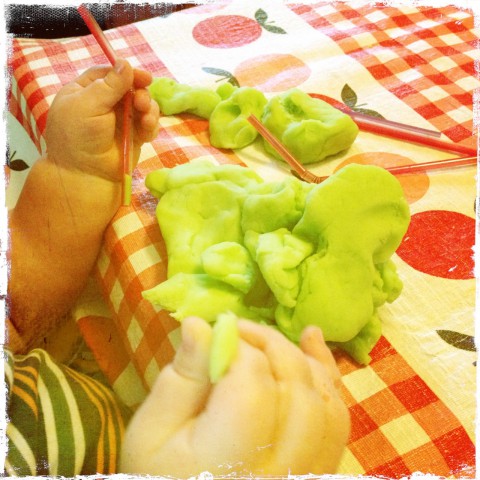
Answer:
[8,157,120,352]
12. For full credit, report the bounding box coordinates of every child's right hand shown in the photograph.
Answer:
[121,317,350,477]
[45,59,159,185]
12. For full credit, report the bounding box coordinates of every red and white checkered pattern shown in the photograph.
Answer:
[7,1,477,476]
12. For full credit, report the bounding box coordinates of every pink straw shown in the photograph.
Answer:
[247,115,311,180]
[351,115,476,157]
[335,106,442,138]
[77,4,134,206]
[306,155,477,184]
[247,114,477,184]
[378,155,477,176]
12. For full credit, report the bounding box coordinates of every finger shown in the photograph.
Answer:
[237,321,345,474]
[133,67,153,89]
[263,355,348,474]
[81,59,134,115]
[301,330,350,471]
[126,317,213,443]
[73,66,151,110]
[237,320,313,385]
[172,316,212,383]
[266,382,327,474]
[51,66,112,99]
[300,326,342,389]
[306,357,351,473]
[133,88,152,112]
[74,65,113,87]
[193,340,277,464]
[133,103,159,145]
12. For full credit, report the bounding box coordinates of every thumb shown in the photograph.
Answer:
[173,316,212,383]
[122,318,213,471]
[136,317,213,434]
[84,59,134,114]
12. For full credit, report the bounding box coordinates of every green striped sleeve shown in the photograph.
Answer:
[5,348,132,476]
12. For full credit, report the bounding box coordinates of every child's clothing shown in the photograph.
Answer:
[4,348,131,476]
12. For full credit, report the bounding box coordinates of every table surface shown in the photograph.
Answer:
[7,1,478,477]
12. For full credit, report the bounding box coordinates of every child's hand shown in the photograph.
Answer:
[45,59,159,183]
[121,317,350,477]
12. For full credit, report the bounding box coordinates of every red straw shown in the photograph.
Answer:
[77,5,116,64]
[352,115,477,157]
[247,114,478,183]
[347,110,441,138]
[311,95,475,155]
[77,4,134,206]
[380,155,477,176]
[247,114,316,181]
[306,155,477,184]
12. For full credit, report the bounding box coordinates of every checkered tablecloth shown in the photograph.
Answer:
[7,1,478,477]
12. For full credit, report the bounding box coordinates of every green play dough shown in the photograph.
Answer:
[148,79,359,164]
[149,77,221,119]
[209,86,268,149]
[142,273,264,323]
[209,312,239,383]
[202,242,257,294]
[241,177,313,234]
[261,88,359,164]
[143,160,410,364]
[277,164,410,344]
[245,229,314,308]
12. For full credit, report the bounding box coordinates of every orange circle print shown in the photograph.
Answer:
[335,152,430,204]
[234,53,311,92]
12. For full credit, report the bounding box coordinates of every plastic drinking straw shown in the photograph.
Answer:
[347,110,442,138]
[77,4,134,206]
[351,114,477,157]
[247,114,477,184]
[247,114,318,182]
[379,155,477,176]
[310,96,475,155]
[303,155,478,184]
[311,95,441,138]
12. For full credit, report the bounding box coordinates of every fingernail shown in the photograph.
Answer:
[304,325,324,344]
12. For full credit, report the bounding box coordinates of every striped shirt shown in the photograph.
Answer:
[4,348,132,476]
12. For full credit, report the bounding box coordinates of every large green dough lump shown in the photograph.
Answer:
[143,160,410,364]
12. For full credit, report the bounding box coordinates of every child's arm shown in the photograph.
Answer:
[121,317,350,477]
[8,60,159,352]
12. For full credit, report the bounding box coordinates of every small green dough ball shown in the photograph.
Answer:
[216,82,237,100]
[149,77,221,119]
[262,88,359,164]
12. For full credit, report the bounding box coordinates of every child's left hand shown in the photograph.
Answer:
[121,317,350,477]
